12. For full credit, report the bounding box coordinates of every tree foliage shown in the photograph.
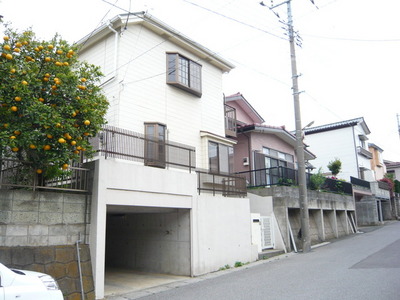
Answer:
[327,158,342,177]
[0,24,108,177]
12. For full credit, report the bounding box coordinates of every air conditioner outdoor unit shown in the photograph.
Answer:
[243,157,249,166]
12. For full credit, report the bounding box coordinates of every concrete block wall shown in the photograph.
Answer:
[0,190,90,246]
[0,189,93,299]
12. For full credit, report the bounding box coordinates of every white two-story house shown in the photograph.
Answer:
[77,13,255,299]
[303,117,373,181]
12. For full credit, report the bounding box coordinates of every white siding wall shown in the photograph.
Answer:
[79,24,227,170]
[304,126,359,180]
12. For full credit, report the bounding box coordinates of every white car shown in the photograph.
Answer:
[0,263,63,300]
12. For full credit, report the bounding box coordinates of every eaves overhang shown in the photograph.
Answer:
[239,124,316,161]
[76,12,235,73]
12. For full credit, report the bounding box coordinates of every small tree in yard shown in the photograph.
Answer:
[327,158,342,178]
[0,24,108,179]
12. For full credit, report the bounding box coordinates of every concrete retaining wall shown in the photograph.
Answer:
[248,186,355,251]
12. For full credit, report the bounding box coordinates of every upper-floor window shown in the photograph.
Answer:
[167,53,202,97]
[209,141,234,174]
[144,122,166,168]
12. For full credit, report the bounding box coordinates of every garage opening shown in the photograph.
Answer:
[105,205,191,296]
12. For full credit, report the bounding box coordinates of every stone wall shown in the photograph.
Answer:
[0,189,94,299]
[0,245,94,300]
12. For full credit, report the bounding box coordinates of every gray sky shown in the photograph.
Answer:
[2,0,399,161]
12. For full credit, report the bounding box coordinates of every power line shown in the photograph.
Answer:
[183,0,287,41]
[302,33,400,42]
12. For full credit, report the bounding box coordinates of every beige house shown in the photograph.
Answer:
[78,13,255,299]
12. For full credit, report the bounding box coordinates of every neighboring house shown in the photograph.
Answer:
[225,93,315,179]
[303,117,392,225]
[385,160,400,180]
[77,13,254,299]
[369,143,386,180]
[303,117,373,181]
[225,93,356,253]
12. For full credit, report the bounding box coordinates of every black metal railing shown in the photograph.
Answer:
[236,166,353,195]
[323,177,353,195]
[350,176,371,189]
[197,170,247,197]
[0,158,90,193]
[236,166,309,188]
[92,125,196,172]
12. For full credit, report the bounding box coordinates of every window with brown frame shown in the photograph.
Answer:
[167,53,202,97]
[208,141,234,174]
[144,123,166,168]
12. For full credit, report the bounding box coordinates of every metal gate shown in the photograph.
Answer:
[260,216,275,249]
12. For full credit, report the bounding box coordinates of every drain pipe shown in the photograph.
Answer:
[76,232,85,300]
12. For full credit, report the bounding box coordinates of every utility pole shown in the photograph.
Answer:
[267,0,311,252]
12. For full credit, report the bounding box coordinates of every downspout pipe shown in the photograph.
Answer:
[107,22,119,81]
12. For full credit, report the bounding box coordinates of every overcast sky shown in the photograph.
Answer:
[2,0,399,161]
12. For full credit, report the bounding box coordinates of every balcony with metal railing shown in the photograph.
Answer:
[224,104,237,138]
[196,170,247,198]
[237,166,353,195]
[0,158,90,193]
[92,125,196,172]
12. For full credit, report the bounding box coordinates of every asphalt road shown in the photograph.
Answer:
[110,221,400,300]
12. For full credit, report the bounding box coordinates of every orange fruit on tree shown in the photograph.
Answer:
[6,54,12,60]
[10,135,16,139]
[14,130,21,135]
[38,97,44,102]
[13,48,20,53]
[58,138,66,143]
[43,145,51,150]
[3,44,11,51]
[10,106,18,112]
[21,80,28,85]
[45,57,51,62]
[36,169,43,174]
[83,120,90,125]
[48,44,54,50]
[10,68,16,73]
[29,144,37,149]
[15,96,21,101]
[3,36,9,41]
[15,42,22,48]
[70,140,77,146]
[11,147,19,152]
[62,163,69,170]
[46,134,53,139]
[80,78,87,82]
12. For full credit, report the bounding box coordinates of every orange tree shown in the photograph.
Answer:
[0,25,108,178]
